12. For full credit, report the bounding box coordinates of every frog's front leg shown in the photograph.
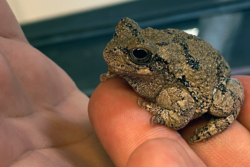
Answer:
[138,87,196,130]
[100,69,117,82]
[189,78,244,143]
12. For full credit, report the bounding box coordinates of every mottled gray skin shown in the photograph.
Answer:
[100,17,244,143]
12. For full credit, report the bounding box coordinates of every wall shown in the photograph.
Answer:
[7,0,134,24]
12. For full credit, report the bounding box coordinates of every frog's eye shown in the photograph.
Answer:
[130,48,152,65]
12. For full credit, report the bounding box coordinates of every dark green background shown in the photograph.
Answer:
[21,0,250,95]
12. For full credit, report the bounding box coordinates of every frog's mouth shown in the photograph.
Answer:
[107,65,160,79]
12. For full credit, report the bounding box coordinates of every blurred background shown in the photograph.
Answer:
[7,0,250,96]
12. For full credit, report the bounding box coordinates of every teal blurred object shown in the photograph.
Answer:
[21,0,250,96]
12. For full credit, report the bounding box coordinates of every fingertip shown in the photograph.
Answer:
[127,138,194,167]
[88,77,138,128]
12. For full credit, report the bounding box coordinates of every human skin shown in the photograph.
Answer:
[1,0,250,166]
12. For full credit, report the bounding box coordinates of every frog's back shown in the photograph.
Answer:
[148,28,231,113]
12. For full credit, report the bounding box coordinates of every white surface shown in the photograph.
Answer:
[183,28,199,36]
[7,0,135,24]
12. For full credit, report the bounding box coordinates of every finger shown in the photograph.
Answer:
[89,78,205,167]
[127,138,194,167]
[233,75,250,130]
[0,0,27,42]
[180,120,250,166]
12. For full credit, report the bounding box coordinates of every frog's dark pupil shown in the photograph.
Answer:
[130,48,152,65]
[133,49,148,59]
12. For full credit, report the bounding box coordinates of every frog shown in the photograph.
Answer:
[100,17,244,143]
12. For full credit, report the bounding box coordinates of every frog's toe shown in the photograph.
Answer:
[150,116,161,125]
[100,73,108,82]
[137,97,145,107]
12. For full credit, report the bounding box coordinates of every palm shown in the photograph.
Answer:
[0,34,93,167]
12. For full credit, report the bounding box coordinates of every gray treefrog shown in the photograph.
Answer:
[100,17,244,143]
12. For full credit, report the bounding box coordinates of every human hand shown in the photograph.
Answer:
[89,76,250,167]
[0,1,114,166]
[3,0,249,166]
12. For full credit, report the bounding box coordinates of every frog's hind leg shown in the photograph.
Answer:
[189,78,244,144]
[189,108,240,144]
[209,78,244,117]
